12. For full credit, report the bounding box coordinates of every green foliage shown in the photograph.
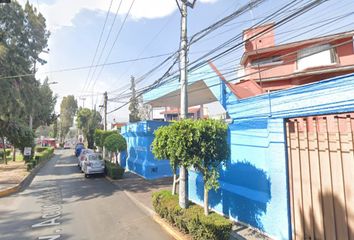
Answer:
[94,129,116,148]
[103,133,127,153]
[192,119,229,191]
[76,108,102,149]
[32,78,57,129]
[153,119,229,189]
[25,146,53,170]
[3,122,35,153]
[0,1,50,151]
[105,161,125,179]
[0,149,11,158]
[152,119,198,172]
[34,146,54,161]
[152,190,232,240]
[60,95,78,140]
[152,119,229,214]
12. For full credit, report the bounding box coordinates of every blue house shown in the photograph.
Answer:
[143,63,354,239]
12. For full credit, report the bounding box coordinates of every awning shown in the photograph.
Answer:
[143,65,223,108]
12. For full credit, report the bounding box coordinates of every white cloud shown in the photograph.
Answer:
[20,0,218,31]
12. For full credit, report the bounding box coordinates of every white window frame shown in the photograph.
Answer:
[297,44,337,71]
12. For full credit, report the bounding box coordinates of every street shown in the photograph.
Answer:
[0,150,173,240]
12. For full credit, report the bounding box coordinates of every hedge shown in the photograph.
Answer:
[105,160,124,179]
[35,147,54,161]
[0,149,11,158]
[27,147,54,170]
[152,190,232,240]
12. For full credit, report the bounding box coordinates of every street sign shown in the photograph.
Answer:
[24,147,32,156]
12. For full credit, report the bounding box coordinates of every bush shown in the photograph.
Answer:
[0,149,11,158]
[105,161,124,179]
[27,160,37,171]
[152,190,232,240]
[34,147,54,161]
[35,147,48,153]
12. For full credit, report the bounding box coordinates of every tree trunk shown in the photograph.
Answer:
[12,145,16,162]
[117,152,121,165]
[179,166,189,208]
[1,137,7,165]
[204,185,209,216]
[172,173,177,195]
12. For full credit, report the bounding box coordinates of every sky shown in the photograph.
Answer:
[16,0,354,124]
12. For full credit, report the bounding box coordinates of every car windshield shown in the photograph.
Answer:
[82,149,93,154]
[88,154,101,161]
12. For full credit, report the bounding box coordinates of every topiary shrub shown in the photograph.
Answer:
[105,160,124,179]
[152,190,232,240]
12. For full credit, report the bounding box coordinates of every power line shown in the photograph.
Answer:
[81,0,115,94]
[107,0,342,110]
[136,37,354,105]
[0,52,175,81]
[84,0,123,93]
[90,0,136,91]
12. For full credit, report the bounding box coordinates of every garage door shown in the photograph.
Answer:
[286,114,354,240]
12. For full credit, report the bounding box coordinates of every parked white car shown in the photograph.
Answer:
[77,149,94,169]
[82,153,105,177]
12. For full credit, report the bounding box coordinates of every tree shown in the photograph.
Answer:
[0,120,34,164]
[60,95,78,142]
[0,1,49,129]
[152,119,198,204]
[192,119,229,215]
[129,76,141,123]
[103,133,126,162]
[152,119,229,215]
[32,78,57,129]
[0,1,49,163]
[76,108,102,149]
[94,129,115,150]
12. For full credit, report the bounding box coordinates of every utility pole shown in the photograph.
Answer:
[177,0,196,209]
[104,91,108,131]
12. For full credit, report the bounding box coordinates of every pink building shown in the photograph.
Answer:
[240,24,354,91]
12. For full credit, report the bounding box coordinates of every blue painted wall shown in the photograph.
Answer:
[143,67,354,238]
[188,73,354,239]
[121,121,173,179]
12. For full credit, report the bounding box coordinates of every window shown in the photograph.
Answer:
[251,56,282,67]
[297,44,336,70]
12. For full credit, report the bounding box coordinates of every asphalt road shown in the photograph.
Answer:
[0,150,173,240]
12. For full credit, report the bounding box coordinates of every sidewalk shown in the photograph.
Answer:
[0,161,28,196]
[108,171,272,240]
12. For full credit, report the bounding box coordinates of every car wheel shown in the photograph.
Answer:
[84,173,88,178]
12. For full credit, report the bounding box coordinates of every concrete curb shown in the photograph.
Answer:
[105,176,189,240]
[123,189,189,240]
[0,154,54,198]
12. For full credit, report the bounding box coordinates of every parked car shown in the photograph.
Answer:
[75,143,85,157]
[77,148,94,169]
[64,142,71,149]
[82,153,105,177]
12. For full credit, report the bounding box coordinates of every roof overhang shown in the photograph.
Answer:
[146,80,217,108]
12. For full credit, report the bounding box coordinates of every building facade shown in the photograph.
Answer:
[240,24,354,91]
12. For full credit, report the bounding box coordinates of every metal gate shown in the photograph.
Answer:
[286,114,354,240]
